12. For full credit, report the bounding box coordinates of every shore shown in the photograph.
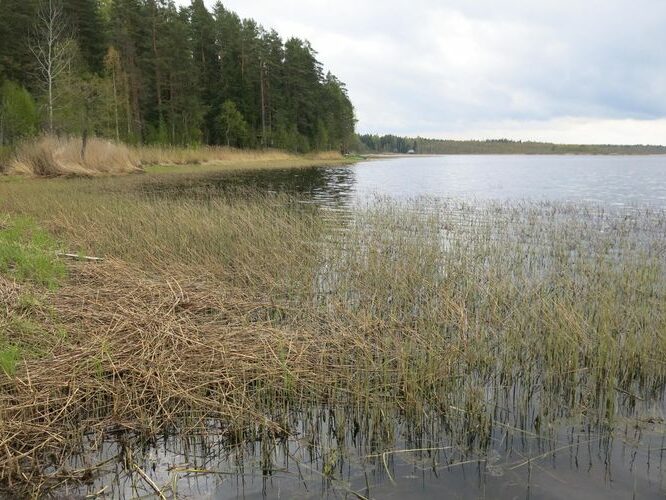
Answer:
[0,135,357,178]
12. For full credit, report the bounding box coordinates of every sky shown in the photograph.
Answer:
[179,0,666,145]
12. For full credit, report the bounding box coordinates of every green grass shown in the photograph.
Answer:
[0,216,65,288]
[0,345,20,376]
[0,215,67,380]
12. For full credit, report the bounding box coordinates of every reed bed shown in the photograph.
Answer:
[135,144,295,166]
[135,145,346,167]
[1,136,346,178]
[6,136,141,177]
[0,175,664,496]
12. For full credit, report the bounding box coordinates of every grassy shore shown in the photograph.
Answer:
[0,168,664,496]
[0,135,353,177]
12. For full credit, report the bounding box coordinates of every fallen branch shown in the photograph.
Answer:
[56,252,104,262]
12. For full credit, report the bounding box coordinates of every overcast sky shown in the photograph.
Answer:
[179,1,666,145]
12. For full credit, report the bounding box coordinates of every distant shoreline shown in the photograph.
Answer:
[357,135,666,156]
[361,151,666,158]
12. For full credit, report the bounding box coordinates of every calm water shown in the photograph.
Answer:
[60,414,665,499]
[351,155,666,206]
[151,155,666,208]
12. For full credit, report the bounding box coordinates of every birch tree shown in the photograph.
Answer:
[31,0,72,133]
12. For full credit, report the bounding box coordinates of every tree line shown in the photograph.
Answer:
[358,134,666,155]
[0,0,356,152]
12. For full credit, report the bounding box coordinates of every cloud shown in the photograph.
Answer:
[179,0,666,144]
[424,117,666,146]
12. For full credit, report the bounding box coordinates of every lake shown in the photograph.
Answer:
[155,155,666,209]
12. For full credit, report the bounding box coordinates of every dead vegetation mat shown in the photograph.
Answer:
[0,259,383,496]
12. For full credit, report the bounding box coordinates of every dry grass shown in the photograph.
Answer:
[8,136,141,177]
[135,144,295,166]
[136,144,344,167]
[0,175,664,496]
[2,137,347,178]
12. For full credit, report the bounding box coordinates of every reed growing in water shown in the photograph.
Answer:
[0,174,664,496]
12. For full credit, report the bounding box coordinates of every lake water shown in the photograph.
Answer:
[63,413,665,500]
[160,155,666,209]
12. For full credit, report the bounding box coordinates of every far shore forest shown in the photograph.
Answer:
[358,134,666,155]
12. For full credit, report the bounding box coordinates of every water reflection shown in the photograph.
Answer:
[144,155,666,209]
[59,406,665,499]
[143,165,358,207]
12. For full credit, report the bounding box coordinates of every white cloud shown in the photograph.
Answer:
[178,0,666,144]
[424,118,666,145]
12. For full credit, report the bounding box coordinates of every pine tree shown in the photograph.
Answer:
[0,0,39,88]
[260,30,285,146]
[0,0,355,149]
[0,81,39,145]
[189,0,221,143]
[104,46,127,141]
[62,0,107,73]
[157,2,203,144]
[108,0,151,142]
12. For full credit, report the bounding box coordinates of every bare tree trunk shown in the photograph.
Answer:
[266,69,272,143]
[0,98,4,146]
[31,0,71,135]
[260,60,266,147]
[81,129,88,161]
[150,1,163,120]
[111,67,120,141]
[125,73,132,138]
[48,67,53,132]
[169,75,176,143]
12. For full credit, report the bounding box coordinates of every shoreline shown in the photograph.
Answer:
[0,135,358,179]
[361,151,666,158]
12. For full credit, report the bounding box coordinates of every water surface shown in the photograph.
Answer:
[350,155,666,207]
[150,155,666,209]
